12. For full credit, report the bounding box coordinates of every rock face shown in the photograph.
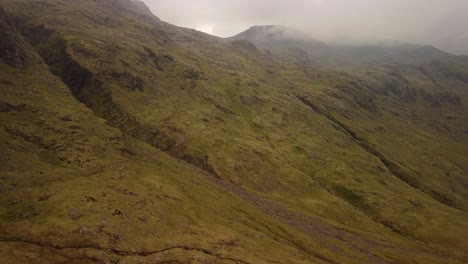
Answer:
[115,0,156,17]
[0,8,36,67]
[129,0,154,16]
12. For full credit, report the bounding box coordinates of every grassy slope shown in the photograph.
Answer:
[0,0,467,263]
[0,6,349,264]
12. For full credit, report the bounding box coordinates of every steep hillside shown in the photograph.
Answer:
[1,0,467,263]
[1,5,360,264]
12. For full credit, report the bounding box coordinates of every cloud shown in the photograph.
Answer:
[142,0,468,55]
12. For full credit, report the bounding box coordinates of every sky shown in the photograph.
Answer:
[142,0,468,55]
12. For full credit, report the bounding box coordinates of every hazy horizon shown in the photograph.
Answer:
[142,0,468,55]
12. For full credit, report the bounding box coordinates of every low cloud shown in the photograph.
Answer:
[143,0,468,55]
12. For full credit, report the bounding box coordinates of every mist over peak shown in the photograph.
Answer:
[142,0,468,55]
[227,24,451,67]
[230,25,323,43]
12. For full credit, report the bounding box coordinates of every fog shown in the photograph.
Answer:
[142,0,468,55]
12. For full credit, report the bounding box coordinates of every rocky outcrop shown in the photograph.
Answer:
[0,8,37,67]
[368,71,416,102]
[115,0,155,17]
[95,0,156,18]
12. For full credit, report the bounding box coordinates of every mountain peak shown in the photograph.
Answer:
[100,0,155,17]
[231,25,305,40]
[226,25,327,52]
[124,0,154,16]
[248,25,281,31]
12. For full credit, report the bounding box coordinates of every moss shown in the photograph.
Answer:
[0,215,12,223]
[333,185,376,214]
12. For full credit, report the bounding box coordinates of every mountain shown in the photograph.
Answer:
[227,25,330,66]
[227,25,328,52]
[228,25,455,68]
[0,1,467,263]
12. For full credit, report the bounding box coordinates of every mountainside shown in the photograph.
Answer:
[0,1,467,263]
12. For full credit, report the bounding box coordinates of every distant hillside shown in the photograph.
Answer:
[227,25,455,67]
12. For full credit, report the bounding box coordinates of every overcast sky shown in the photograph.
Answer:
[143,0,468,55]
